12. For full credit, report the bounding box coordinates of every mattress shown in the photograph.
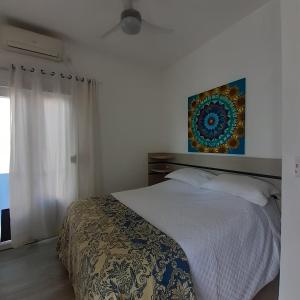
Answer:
[113,179,281,300]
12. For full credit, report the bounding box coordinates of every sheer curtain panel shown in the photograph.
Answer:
[9,67,98,247]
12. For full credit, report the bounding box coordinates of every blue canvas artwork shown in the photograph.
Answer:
[188,78,246,154]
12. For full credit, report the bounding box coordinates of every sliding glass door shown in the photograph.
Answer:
[0,96,10,243]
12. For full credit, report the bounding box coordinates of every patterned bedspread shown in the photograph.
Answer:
[57,195,196,300]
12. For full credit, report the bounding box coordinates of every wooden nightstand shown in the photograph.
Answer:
[148,153,174,186]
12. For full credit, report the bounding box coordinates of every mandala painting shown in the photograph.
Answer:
[188,78,245,154]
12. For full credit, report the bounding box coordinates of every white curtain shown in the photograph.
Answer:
[9,67,99,247]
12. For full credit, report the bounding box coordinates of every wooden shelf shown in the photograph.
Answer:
[150,167,172,174]
[149,153,174,161]
[148,153,174,185]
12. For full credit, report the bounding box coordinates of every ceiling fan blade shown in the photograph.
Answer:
[101,22,122,39]
[142,19,173,34]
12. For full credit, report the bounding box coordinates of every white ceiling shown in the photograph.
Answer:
[0,0,271,67]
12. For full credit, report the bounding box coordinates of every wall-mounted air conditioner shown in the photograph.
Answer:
[0,25,63,62]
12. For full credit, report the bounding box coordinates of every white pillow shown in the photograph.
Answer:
[200,173,279,206]
[165,168,215,187]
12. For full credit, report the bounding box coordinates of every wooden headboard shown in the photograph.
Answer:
[149,153,281,180]
[149,153,281,179]
[148,153,282,208]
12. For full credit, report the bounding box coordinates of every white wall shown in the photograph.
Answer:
[0,43,165,193]
[279,0,300,299]
[161,0,281,158]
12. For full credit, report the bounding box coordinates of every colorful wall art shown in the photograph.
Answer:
[188,78,246,154]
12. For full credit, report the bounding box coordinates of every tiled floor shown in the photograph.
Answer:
[0,238,278,300]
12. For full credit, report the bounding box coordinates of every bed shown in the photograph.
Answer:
[57,155,281,300]
[113,180,280,300]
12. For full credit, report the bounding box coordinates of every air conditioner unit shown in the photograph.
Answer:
[0,25,63,62]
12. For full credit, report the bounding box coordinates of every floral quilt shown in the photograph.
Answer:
[57,195,195,300]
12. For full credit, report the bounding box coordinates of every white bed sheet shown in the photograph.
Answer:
[113,179,280,300]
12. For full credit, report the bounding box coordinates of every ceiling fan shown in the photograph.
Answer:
[101,0,173,38]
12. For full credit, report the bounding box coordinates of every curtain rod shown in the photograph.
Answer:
[12,64,94,83]
[0,65,94,83]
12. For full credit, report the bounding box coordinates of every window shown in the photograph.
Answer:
[0,96,10,243]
